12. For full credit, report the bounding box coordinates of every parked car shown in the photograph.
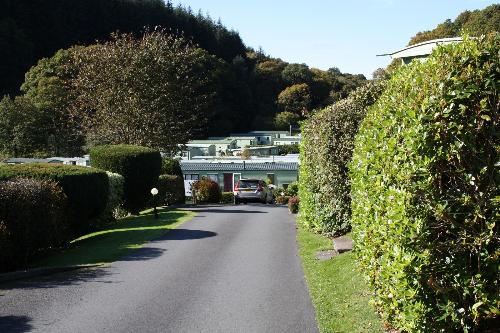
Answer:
[234,179,272,204]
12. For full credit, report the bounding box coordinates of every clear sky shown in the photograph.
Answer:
[174,0,498,78]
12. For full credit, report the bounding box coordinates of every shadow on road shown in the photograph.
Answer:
[119,247,167,261]
[0,267,113,292]
[0,316,32,333]
[158,229,217,241]
[188,209,268,214]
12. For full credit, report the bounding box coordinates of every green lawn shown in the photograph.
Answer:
[297,223,385,333]
[34,208,196,268]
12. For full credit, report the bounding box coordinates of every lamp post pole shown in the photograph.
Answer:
[151,187,159,219]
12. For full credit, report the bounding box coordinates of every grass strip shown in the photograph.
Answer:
[297,223,385,333]
[34,208,196,268]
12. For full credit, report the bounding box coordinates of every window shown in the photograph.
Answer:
[184,174,199,180]
[207,174,218,182]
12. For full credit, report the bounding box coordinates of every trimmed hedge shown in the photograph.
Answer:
[104,171,126,220]
[221,191,234,204]
[192,178,221,203]
[0,163,108,236]
[0,178,69,272]
[90,145,161,214]
[157,174,185,205]
[299,81,385,235]
[350,35,499,332]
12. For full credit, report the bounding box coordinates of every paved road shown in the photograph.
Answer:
[0,204,318,333]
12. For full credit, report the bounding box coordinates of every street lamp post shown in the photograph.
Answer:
[151,187,159,219]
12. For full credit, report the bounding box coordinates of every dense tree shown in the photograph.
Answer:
[277,83,312,116]
[281,63,313,85]
[70,30,218,153]
[409,4,499,45]
[274,112,301,130]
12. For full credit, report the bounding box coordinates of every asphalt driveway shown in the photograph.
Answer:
[0,204,318,333]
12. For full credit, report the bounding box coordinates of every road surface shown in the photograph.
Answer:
[0,204,318,333]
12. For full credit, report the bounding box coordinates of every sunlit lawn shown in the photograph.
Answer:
[297,223,385,333]
[34,208,196,268]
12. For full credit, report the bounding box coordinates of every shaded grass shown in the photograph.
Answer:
[34,208,196,268]
[297,223,385,333]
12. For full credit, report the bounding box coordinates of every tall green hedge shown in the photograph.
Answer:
[0,163,108,236]
[0,178,69,272]
[299,81,385,235]
[350,35,499,332]
[90,144,161,214]
[157,174,185,205]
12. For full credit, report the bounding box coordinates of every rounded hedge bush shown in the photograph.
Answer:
[161,158,183,176]
[90,145,161,214]
[0,163,108,236]
[350,35,499,332]
[299,81,386,235]
[0,178,68,272]
[192,178,221,203]
[157,174,185,205]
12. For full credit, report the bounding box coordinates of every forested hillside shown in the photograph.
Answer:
[409,4,499,45]
[0,0,365,140]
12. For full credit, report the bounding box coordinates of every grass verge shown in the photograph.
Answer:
[297,222,385,333]
[34,208,196,268]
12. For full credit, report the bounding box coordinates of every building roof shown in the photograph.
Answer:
[4,158,49,164]
[378,37,463,60]
[187,139,235,145]
[231,146,277,151]
[227,136,258,140]
[181,161,298,172]
[274,138,301,142]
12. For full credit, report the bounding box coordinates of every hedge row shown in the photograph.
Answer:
[192,178,221,203]
[157,174,185,206]
[90,144,161,214]
[0,178,69,272]
[350,35,499,332]
[0,163,108,236]
[298,81,386,235]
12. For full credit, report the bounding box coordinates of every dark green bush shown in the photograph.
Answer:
[277,144,300,155]
[285,182,299,197]
[157,174,185,205]
[220,191,234,204]
[192,178,221,203]
[350,35,499,332]
[299,81,385,235]
[90,144,161,214]
[161,157,183,176]
[0,163,108,236]
[0,178,68,272]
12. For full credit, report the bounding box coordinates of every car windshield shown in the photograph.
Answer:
[239,180,260,189]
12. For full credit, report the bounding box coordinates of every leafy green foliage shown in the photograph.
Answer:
[299,81,386,236]
[277,83,312,116]
[90,145,161,214]
[409,4,499,45]
[0,178,69,272]
[157,174,185,206]
[161,158,183,176]
[281,63,313,85]
[192,178,221,203]
[277,144,300,155]
[71,30,217,153]
[103,171,126,220]
[274,111,300,130]
[350,35,499,332]
[220,192,234,204]
[0,163,108,236]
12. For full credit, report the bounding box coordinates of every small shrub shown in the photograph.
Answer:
[90,144,161,214]
[275,195,290,205]
[350,35,499,332]
[299,80,386,236]
[0,163,108,236]
[157,174,185,206]
[288,196,299,214]
[221,192,234,204]
[0,178,69,272]
[161,157,182,176]
[285,182,299,197]
[277,144,300,155]
[192,178,221,203]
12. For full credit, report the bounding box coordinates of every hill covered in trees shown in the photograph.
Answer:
[409,4,500,45]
